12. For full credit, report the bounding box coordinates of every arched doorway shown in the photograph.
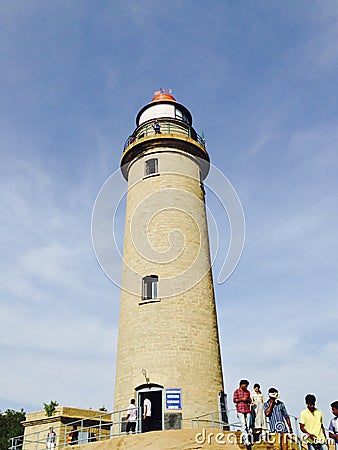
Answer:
[135,383,163,432]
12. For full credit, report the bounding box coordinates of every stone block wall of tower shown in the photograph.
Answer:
[114,142,224,427]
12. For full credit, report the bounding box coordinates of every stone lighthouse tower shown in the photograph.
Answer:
[114,89,224,430]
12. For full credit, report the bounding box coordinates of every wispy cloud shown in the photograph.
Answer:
[0,145,118,410]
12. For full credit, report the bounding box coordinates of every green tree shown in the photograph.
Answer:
[43,401,59,417]
[0,409,26,450]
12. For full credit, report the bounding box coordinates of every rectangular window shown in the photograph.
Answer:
[175,108,183,120]
[145,158,158,176]
[175,108,189,124]
[142,275,158,300]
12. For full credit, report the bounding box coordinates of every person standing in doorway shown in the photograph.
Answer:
[143,396,152,432]
[125,399,138,434]
[46,427,56,450]
[233,379,252,445]
[300,394,326,450]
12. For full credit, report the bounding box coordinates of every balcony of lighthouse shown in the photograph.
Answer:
[123,117,206,152]
[121,118,209,180]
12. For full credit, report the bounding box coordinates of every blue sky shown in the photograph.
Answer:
[1,0,337,426]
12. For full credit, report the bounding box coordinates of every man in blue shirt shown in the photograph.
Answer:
[152,120,161,134]
[264,388,293,434]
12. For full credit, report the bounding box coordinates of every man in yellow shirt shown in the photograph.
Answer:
[300,394,327,450]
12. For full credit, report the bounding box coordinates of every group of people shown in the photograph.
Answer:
[45,397,149,447]
[45,386,337,445]
[45,424,79,448]
[233,379,338,449]
[125,396,152,434]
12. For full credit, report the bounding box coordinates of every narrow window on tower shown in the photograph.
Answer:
[145,158,158,176]
[199,170,205,195]
[142,275,158,300]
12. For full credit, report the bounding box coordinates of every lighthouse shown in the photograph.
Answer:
[114,90,225,431]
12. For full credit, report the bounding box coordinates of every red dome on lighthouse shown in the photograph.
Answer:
[151,89,176,102]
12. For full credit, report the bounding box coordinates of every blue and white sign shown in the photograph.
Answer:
[166,388,182,410]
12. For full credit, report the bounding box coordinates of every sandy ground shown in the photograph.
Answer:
[72,429,313,450]
[73,428,336,450]
[74,428,245,450]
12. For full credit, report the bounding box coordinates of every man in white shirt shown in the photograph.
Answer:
[143,397,152,432]
[46,427,56,449]
[329,401,338,450]
[125,399,138,434]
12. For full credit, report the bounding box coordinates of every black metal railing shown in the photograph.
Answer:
[123,119,206,151]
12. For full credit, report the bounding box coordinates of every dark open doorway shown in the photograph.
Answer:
[138,389,163,432]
